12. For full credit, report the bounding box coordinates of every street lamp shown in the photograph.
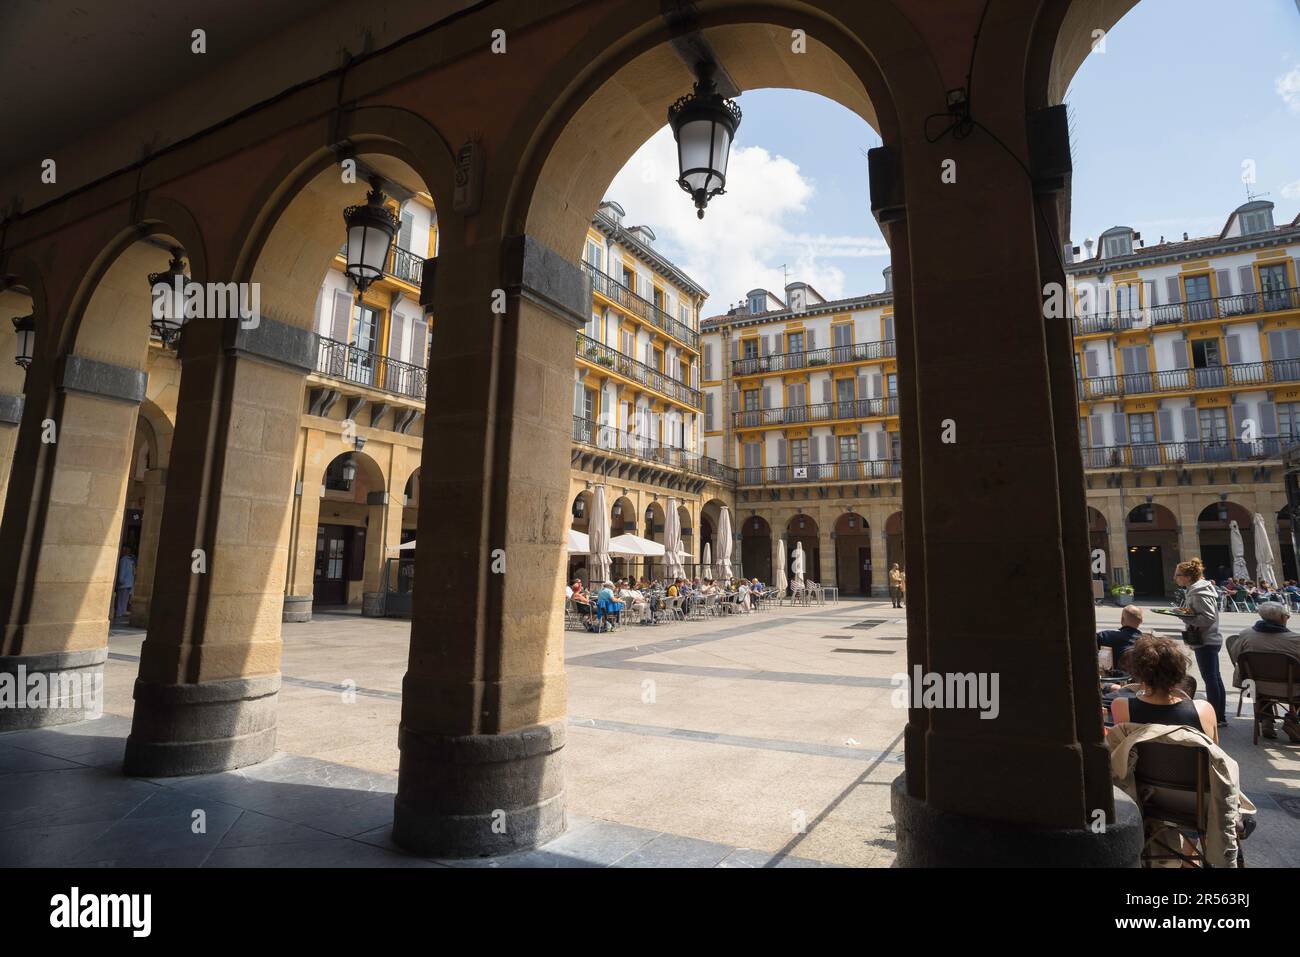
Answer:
[12,314,34,369]
[343,177,399,293]
[341,456,358,485]
[667,60,742,219]
[148,248,193,349]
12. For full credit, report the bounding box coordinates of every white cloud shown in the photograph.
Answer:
[607,127,889,314]
[1277,66,1300,114]
[1282,179,1300,201]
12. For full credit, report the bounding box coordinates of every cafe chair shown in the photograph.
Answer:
[1236,651,1300,746]
[1132,741,1246,868]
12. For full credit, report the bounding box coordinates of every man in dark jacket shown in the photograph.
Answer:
[1097,604,1144,668]
[1227,601,1300,740]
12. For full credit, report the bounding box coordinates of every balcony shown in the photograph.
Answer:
[583,262,699,351]
[733,396,899,429]
[577,333,701,408]
[1072,286,1300,336]
[738,458,902,487]
[572,416,735,483]
[733,339,896,376]
[336,243,427,287]
[1082,437,1289,470]
[1076,358,1300,400]
[315,336,427,399]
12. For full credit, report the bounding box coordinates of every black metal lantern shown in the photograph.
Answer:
[341,456,358,485]
[147,248,193,349]
[573,497,585,518]
[12,314,34,369]
[612,502,622,518]
[343,177,399,293]
[667,60,742,219]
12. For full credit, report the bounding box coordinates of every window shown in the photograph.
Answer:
[742,338,759,360]
[832,324,852,360]
[586,240,603,271]
[620,330,634,356]
[622,265,636,290]
[347,303,381,384]
[1280,402,1300,440]
[1261,263,1290,311]
[1240,209,1273,235]
[889,431,902,461]
[748,294,765,313]
[790,438,809,466]
[838,434,859,462]
[1183,274,1213,321]
[743,390,760,412]
[679,303,690,326]
[587,311,600,340]
[653,287,665,311]
[1102,233,1132,258]
[1198,407,1229,444]
[787,331,804,355]
[1128,412,1155,444]
[787,383,806,408]
[835,378,856,417]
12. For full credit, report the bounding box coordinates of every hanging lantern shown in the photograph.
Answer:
[613,502,622,518]
[667,60,742,219]
[343,177,399,293]
[147,248,193,349]
[573,497,586,518]
[341,456,358,484]
[12,314,34,369]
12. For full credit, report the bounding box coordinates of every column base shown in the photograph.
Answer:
[890,775,1143,867]
[124,673,280,776]
[282,595,312,623]
[0,648,107,731]
[393,720,566,858]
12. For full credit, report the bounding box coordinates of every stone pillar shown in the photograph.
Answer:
[0,356,145,729]
[0,393,23,508]
[868,505,889,598]
[128,466,168,627]
[123,316,315,776]
[817,516,836,588]
[884,95,1140,863]
[284,428,328,623]
[393,236,582,857]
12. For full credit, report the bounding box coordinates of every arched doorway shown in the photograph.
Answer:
[1196,500,1254,584]
[1125,503,1179,597]
[1278,507,1297,583]
[885,511,904,574]
[569,489,594,583]
[740,514,772,584]
[315,450,387,608]
[834,511,873,595]
[677,504,694,579]
[785,513,821,585]
[610,494,636,581]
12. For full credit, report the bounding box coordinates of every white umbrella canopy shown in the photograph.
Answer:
[716,506,734,580]
[1229,519,1250,580]
[566,528,590,554]
[588,486,612,583]
[775,538,788,593]
[664,498,686,579]
[608,533,665,557]
[1253,512,1279,588]
[702,542,713,581]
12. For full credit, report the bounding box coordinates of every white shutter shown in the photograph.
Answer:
[870,373,882,398]
[1157,409,1174,441]
[330,291,352,343]
[1111,412,1128,445]
[1089,413,1105,448]
[1237,265,1255,294]
[1172,338,1189,369]
[1215,268,1233,298]
[1181,407,1199,442]
[821,379,832,403]
[777,438,787,466]
[806,329,816,350]
[1084,349,1099,378]
[1165,276,1181,304]
[1143,280,1156,310]
[883,316,895,341]
[1225,333,1242,366]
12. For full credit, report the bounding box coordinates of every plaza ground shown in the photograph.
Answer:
[3,598,1299,867]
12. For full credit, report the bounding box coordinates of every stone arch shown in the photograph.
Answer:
[785,512,820,584]
[1028,0,1143,111]
[571,488,594,534]
[1196,500,1255,584]
[313,449,389,608]
[884,510,904,572]
[1124,502,1179,597]
[739,513,772,584]
[833,510,872,596]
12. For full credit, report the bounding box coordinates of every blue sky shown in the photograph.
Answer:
[607,0,1300,316]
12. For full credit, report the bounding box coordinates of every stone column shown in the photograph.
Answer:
[817,515,836,588]
[123,316,315,776]
[128,466,168,628]
[0,356,145,729]
[393,237,583,857]
[884,96,1140,863]
[284,428,329,623]
[0,393,23,509]
[868,505,889,599]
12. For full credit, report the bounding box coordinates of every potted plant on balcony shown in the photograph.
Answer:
[599,354,615,368]
[808,356,828,366]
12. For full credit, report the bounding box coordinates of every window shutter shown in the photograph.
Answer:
[762,386,772,409]
[866,431,879,460]
[1232,403,1250,437]
[810,436,820,463]
[1286,329,1300,359]
[870,372,882,398]
[703,344,713,379]
[1143,280,1156,309]
[760,336,769,356]
[1215,269,1232,298]
[388,311,406,359]
[1084,349,1099,378]
[1172,338,1189,369]
[1165,276,1181,304]
[1237,265,1255,294]
[857,373,869,403]
[1225,333,1242,366]
[824,435,836,463]
[777,438,787,466]
[1089,413,1105,447]
[883,316,895,341]
[704,394,714,431]
[732,339,740,362]
[398,211,414,251]
[821,379,832,403]
[1111,412,1128,445]
[1259,401,1278,436]
[731,389,739,414]
[1157,409,1174,441]
[1181,407,1199,441]
[330,291,352,343]
[806,329,815,350]
[411,318,429,367]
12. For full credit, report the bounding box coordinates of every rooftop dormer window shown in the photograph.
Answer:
[1239,208,1273,235]
[1101,230,1132,259]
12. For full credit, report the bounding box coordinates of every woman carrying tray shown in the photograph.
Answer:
[1172,557,1226,727]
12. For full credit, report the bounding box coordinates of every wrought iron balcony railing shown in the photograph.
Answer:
[1081,437,1289,469]
[315,336,427,399]
[572,416,735,483]
[732,339,896,376]
[733,396,899,429]
[1076,358,1300,400]
[577,333,701,408]
[583,262,699,350]
[336,243,428,287]
[737,458,902,487]
[1072,286,1299,336]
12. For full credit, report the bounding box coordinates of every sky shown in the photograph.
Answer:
[605,0,1300,318]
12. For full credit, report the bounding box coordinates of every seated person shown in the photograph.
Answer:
[618,581,648,620]
[1226,601,1300,741]
[569,579,590,610]
[1110,635,1218,743]
[594,580,621,632]
[1097,604,1144,666]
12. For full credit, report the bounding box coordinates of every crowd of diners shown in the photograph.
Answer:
[565,575,782,631]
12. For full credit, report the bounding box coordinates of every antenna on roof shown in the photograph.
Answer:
[1245,184,1270,203]
[780,263,789,287]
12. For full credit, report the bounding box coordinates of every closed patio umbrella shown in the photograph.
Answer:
[1229,519,1250,580]
[716,506,734,581]
[664,498,686,579]
[775,538,788,594]
[702,542,712,581]
[1253,512,1279,588]
[588,485,611,584]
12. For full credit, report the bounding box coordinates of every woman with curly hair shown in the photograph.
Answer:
[1110,634,1219,742]
[1173,557,1226,727]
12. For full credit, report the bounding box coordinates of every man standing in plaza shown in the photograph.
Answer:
[114,547,136,622]
[889,563,904,608]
